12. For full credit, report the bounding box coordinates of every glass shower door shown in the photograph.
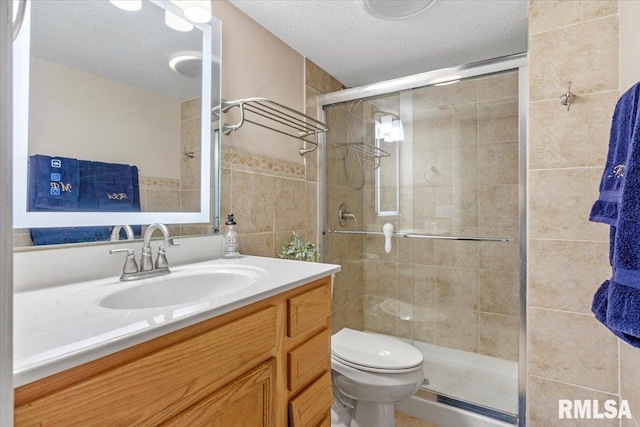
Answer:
[323,68,521,421]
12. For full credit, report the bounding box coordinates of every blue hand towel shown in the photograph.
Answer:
[590,81,640,347]
[30,226,111,246]
[94,161,136,211]
[30,155,80,211]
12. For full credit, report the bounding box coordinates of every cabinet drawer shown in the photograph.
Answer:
[289,371,333,427]
[287,281,331,338]
[16,306,277,426]
[288,329,330,394]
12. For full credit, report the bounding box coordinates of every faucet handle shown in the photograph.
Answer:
[156,240,179,269]
[109,248,139,274]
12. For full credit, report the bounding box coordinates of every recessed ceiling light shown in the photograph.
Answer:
[109,0,142,12]
[169,51,203,79]
[361,0,439,20]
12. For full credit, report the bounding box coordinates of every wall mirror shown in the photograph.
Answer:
[12,0,221,244]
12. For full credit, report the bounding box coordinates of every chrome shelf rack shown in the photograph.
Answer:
[212,97,329,155]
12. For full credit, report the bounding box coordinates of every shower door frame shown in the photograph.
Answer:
[317,53,528,427]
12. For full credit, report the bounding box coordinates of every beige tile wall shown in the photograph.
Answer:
[527,1,637,425]
[220,59,342,267]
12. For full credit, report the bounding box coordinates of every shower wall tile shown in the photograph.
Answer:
[478,115,519,144]
[306,58,343,94]
[412,303,436,344]
[529,0,618,36]
[478,313,519,361]
[478,141,519,185]
[529,15,618,102]
[413,264,436,307]
[529,168,608,241]
[478,227,519,268]
[478,184,519,228]
[529,307,618,393]
[529,239,610,314]
[477,71,518,102]
[454,116,479,146]
[478,269,519,316]
[528,376,619,427]
[435,239,479,269]
[363,295,398,336]
[435,307,479,353]
[435,79,478,107]
[363,260,397,299]
[530,90,618,170]
[435,266,478,310]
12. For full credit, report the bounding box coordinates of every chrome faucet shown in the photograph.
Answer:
[109,223,179,281]
[110,224,134,241]
[338,204,358,227]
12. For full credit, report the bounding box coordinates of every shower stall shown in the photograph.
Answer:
[319,55,527,426]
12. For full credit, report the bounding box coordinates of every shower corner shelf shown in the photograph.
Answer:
[211,97,329,156]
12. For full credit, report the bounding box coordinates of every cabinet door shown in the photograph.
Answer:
[162,359,276,427]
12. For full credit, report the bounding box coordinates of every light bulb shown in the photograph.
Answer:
[392,119,404,142]
[165,10,193,32]
[380,115,393,135]
[183,0,212,23]
[109,0,142,12]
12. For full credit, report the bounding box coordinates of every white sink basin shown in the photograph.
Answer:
[99,266,267,310]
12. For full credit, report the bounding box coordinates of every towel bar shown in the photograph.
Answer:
[325,229,512,242]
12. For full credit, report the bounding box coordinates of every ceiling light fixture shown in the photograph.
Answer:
[165,9,193,32]
[183,0,212,24]
[361,0,439,20]
[168,51,202,79]
[109,0,142,12]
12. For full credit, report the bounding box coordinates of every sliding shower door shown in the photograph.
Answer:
[323,67,523,422]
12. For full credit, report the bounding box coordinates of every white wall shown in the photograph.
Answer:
[29,58,181,179]
[619,0,640,93]
[212,1,305,164]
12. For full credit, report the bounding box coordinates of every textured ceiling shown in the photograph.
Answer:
[31,0,221,101]
[228,0,528,87]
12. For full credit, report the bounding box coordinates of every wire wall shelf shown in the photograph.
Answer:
[212,98,329,155]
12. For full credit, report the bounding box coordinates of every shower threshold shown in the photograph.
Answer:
[413,341,518,420]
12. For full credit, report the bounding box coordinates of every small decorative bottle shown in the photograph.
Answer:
[223,213,239,258]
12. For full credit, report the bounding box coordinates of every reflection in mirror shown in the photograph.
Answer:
[12,0,221,247]
[373,101,401,217]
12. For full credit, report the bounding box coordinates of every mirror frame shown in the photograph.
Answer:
[12,0,216,228]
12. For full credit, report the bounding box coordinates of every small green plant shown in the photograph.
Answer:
[278,232,319,262]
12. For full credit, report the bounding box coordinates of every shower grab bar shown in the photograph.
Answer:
[325,229,513,242]
[212,98,329,155]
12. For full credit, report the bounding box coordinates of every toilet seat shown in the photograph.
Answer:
[331,328,423,373]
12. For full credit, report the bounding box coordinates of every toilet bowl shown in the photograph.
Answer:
[330,328,424,427]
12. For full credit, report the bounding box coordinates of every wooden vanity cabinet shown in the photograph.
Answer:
[15,276,333,427]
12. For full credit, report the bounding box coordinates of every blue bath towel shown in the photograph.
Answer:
[30,155,80,211]
[94,161,137,211]
[590,81,640,347]
[28,157,141,246]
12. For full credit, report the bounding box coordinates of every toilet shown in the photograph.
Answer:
[330,328,424,427]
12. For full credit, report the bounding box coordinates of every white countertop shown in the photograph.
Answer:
[14,255,340,387]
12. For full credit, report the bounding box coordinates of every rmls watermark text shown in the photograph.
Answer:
[559,399,632,419]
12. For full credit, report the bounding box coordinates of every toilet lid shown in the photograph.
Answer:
[331,328,423,371]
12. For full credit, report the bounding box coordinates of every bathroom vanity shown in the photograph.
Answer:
[13,256,338,426]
